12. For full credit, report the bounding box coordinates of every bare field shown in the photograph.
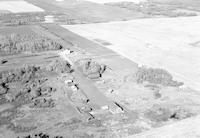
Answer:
[106,1,200,18]
[26,0,145,22]
[0,1,44,13]
[62,16,200,91]
[130,115,200,138]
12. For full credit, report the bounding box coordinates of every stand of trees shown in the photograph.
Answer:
[136,67,184,87]
[0,33,63,55]
[0,13,45,25]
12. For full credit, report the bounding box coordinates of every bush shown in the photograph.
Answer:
[79,59,106,79]
[0,85,8,95]
[1,65,41,84]
[46,59,72,73]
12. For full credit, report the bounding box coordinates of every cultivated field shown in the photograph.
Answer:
[26,0,145,23]
[0,1,44,13]
[62,16,200,91]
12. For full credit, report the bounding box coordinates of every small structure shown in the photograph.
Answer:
[101,105,109,110]
[44,15,54,23]
[64,79,73,86]
[108,88,114,93]
[71,85,78,92]
[109,106,124,114]
[65,49,73,55]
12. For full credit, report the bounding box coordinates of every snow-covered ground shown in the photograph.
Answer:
[62,16,200,90]
[0,1,44,13]
[83,0,146,4]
